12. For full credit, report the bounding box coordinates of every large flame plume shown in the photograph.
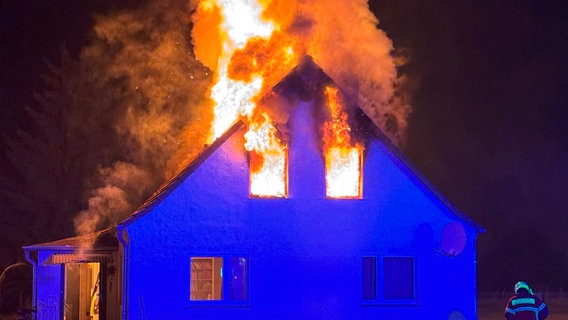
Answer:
[73,0,409,247]
[191,0,408,197]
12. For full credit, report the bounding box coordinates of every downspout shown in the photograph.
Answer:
[24,250,38,320]
[473,230,480,320]
[117,225,130,320]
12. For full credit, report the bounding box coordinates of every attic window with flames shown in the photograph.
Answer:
[244,112,288,198]
[322,85,362,199]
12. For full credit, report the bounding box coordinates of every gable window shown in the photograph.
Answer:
[190,256,248,304]
[362,256,416,303]
[322,85,363,199]
[245,113,288,198]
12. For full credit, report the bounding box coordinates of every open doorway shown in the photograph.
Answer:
[63,263,101,320]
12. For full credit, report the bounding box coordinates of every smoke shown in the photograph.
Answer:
[73,0,411,246]
[192,0,411,143]
[268,0,411,143]
[73,0,213,246]
[74,162,150,245]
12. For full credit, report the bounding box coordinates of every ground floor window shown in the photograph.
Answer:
[190,257,223,300]
[362,256,416,303]
[190,256,248,303]
[362,257,377,300]
[383,257,414,300]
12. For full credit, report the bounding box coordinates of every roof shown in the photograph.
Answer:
[118,120,245,228]
[117,55,333,228]
[367,118,485,232]
[23,228,118,251]
[44,252,114,264]
[120,55,483,232]
[25,55,483,252]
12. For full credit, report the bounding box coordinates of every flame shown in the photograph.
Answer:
[322,85,362,198]
[201,0,274,140]
[244,112,287,197]
[195,0,300,197]
[210,68,263,139]
[193,0,400,199]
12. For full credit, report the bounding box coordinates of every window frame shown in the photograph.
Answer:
[361,255,418,306]
[188,255,250,307]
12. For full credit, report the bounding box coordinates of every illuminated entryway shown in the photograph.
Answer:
[64,263,100,320]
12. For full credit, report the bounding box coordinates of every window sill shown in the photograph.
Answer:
[186,301,250,308]
[361,301,420,307]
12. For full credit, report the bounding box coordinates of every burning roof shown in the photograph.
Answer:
[36,56,479,254]
[117,56,482,232]
[72,0,411,247]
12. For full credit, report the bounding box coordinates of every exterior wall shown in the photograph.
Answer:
[121,101,479,319]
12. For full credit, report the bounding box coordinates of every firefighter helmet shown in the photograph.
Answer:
[514,281,534,295]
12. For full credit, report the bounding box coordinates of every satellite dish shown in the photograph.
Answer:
[440,222,467,256]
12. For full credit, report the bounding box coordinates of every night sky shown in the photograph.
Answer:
[1,0,568,292]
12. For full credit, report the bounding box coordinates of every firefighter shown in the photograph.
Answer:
[504,281,548,320]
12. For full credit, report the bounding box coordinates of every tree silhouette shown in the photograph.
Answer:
[0,0,215,272]
[1,52,86,255]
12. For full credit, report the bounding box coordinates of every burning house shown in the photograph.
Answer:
[22,0,485,319]
[23,56,483,319]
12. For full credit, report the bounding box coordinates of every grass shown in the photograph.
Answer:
[3,293,568,319]
[479,292,568,320]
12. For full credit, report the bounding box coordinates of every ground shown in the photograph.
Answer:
[478,293,568,320]
[3,293,568,319]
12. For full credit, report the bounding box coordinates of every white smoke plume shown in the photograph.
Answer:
[298,0,411,142]
[73,0,411,247]
[191,0,411,143]
[73,0,213,246]
[74,162,150,240]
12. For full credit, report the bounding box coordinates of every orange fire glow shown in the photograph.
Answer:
[201,0,275,140]
[322,85,362,198]
[244,112,287,197]
[193,0,368,198]
[195,0,299,197]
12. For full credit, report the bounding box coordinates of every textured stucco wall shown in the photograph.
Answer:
[122,100,479,319]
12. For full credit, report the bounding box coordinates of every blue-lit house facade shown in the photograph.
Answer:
[24,57,483,320]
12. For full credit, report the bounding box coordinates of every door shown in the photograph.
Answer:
[63,263,100,320]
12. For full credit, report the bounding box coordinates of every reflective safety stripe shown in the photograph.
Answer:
[512,298,535,306]
[508,306,541,319]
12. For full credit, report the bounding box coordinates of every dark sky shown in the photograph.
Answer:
[2,0,568,291]
[370,0,568,290]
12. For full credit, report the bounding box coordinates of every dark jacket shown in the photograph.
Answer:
[504,290,548,320]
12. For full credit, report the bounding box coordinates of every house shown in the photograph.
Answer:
[23,56,484,320]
